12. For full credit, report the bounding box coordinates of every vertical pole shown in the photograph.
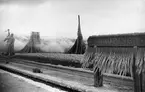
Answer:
[133,46,143,92]
[78,15,80,27]
[133,46,137,92]
[94,69,103,87]
[94,46,103,87]
[77,15,82,38]
[142,69,145,92]
[76,15,83,54]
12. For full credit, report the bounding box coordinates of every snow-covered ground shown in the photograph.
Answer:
[0,69,66,92]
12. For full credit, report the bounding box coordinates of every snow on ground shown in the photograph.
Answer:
[0,69,66,92]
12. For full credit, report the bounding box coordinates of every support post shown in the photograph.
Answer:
[94,46,103,87]
[94,69,103,87]
[142,70,145,92]
[133,46,137,92]
[132,46,144,92]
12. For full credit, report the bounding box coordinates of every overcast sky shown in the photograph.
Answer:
[0,0,145,39]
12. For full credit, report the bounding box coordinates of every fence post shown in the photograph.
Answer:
[142,70,145,92]
[94,46,103,87]
[132,46,144,92]
[133,46,137,92]
[94,69,103,87]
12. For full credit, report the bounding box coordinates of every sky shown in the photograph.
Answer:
[0,0,145,39]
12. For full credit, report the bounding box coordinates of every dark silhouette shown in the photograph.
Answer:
[20,32,41,53]
[4,29,15,56]
[67,15,86,54]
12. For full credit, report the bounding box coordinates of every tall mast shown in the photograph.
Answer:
[67,15,86,54]
[77,15,82,38]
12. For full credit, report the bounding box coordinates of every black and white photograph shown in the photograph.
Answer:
[0,0,144,92]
